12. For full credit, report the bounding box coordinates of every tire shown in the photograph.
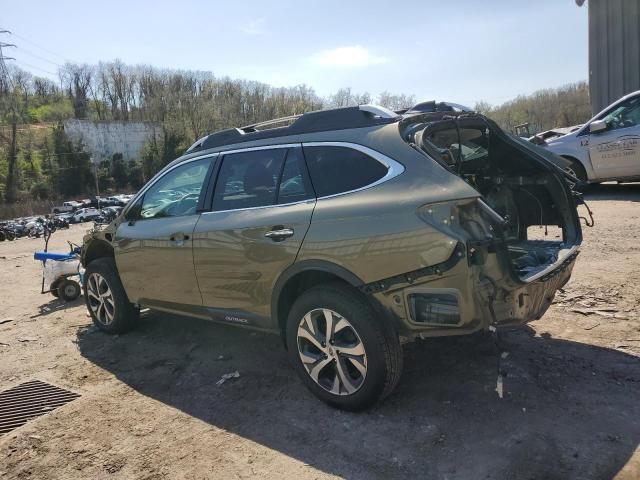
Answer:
[286,283,403,411]
[0,231,5,242]
[83,257,139,334]
[6,231,15,241]
[79,217,85,223]
[50,279,61,298]
[58,279,81,301]
[562,157,587,183]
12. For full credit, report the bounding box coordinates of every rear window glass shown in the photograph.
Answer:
[303,146,388,197]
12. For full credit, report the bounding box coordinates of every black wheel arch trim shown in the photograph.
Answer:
[271,259,365,328]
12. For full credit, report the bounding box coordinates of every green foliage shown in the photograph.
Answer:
[52,124,94,197]
[128,160,145,190]
[477,82,591,135]
[30,179,53,200]
[97,160,114,192]
[28,98,74,123]
[111,153,128,190]
[141,128,186,180]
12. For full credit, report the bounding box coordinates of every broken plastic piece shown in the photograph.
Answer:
[495,374,504,399]
[216,371,240,386]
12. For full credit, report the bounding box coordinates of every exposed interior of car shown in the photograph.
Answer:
[404,115,580,281]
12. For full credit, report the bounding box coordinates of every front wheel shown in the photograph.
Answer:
[286,284,403,411]
[83,257,139,333]
[563,157,587,183]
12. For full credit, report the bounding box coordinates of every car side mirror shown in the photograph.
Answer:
[124,199,142,225]
[589,119,608,134]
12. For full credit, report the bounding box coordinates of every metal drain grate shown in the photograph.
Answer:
[0,380,80,435]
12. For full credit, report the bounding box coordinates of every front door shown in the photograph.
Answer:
[588,95,640,180]
[193,146,315,328]
[115,157,214,308]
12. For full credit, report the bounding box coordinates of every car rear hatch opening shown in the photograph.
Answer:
[404,114,582,286]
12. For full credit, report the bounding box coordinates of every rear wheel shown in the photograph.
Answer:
[6,231,15,241]
[84,257,139,333]
[286,284,403,411]
[0,231,5,242]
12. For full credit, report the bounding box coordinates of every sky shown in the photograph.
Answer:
[1,0,588,106]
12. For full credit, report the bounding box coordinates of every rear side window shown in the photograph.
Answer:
[212,148,287,211]
[303,146,388,197]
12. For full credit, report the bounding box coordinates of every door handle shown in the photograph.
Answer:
[169,232,190,245]
[264,227,294,242]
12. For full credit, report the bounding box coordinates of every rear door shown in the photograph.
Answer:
[115,156,215,308]
[588,95,640,180]
[193,145,315,328]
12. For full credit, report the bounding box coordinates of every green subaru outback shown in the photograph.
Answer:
[81,102,582,410]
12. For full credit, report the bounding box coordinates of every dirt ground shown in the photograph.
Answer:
[1,184,639,480]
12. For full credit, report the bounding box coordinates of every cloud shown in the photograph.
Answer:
[311,46,387,68]
[239,19,266,35]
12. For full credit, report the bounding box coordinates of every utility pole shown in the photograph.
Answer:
[1,29,18,203]
[92,157,101,208]
[0,29,16,95]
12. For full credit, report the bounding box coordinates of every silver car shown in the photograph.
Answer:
[538,90,640,182]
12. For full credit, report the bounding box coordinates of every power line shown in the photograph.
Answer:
[16,46,62,68]
[13,59,57,77]
[7,30,68,62]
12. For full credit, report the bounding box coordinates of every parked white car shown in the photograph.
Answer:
[71,208,101,223]
[52,201,83,214]
[534,90,640,183]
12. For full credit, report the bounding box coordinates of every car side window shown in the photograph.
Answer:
[277,149,315,204]
[139,158,211,220]
[601,96,640,132]
[302,146,388,197]
[212,148,287,211]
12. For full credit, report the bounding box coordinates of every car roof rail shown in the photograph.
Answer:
[187,104,400,153]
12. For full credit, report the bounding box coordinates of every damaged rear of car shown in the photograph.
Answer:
[364,112,582,339]
[364,110,583,341]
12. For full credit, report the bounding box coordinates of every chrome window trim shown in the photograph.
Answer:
[201,198,315,216]
[126,141,405,217]
[218,143,300,156]
[122,153,219,218]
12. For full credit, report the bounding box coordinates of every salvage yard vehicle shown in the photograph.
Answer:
[81,102,583,410]
[0,223,16,241]
[52,200,83,214]
[532,90,640,183]
[71,207,101,223]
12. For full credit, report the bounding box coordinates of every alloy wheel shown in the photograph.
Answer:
[296,308,367,396]
[86,273,115,325]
